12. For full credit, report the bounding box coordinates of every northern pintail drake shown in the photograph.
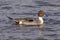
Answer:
[7,10,44,26]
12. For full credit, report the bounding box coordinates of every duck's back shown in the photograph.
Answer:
[14,17,34,21]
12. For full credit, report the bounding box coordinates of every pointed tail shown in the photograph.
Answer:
[7,16,13,20]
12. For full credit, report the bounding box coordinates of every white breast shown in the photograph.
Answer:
[38,17,43,24]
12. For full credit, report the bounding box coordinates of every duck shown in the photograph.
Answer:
[7,10,44,26]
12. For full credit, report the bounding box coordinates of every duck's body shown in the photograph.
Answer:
[14,17,43,25]
[7,10,44,26]
[14,17,38,25]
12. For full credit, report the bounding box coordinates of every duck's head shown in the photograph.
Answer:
[38,10,44,17]
[38,10,44,24]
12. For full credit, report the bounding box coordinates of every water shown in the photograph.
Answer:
[0,0,60,40]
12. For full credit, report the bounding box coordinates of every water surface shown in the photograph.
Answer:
[0,0,60,40]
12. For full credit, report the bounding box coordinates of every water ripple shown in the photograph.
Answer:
[44,18,60,25]
[35,1,60,6]
[1,6,12,10]
[21,5,38,8]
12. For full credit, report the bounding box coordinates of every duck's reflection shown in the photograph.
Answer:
[38,29,44,38]
[38,23,44,28]
[37,24,44,38]
[6,24,44,39]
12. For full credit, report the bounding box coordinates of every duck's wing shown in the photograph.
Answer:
[14,18,27,21]
[14,17,34,20]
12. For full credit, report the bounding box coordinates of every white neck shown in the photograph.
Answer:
[38,17,43,24]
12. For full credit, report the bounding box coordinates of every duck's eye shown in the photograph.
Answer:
[28,20,33,22]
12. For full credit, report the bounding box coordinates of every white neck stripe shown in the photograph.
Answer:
[38,17,43,24]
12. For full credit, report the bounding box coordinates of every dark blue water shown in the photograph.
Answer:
[0,0,60,40]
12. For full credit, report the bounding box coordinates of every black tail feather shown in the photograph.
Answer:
[7,16,13,20]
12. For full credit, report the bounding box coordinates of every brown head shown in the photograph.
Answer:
[38,10,44,17]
